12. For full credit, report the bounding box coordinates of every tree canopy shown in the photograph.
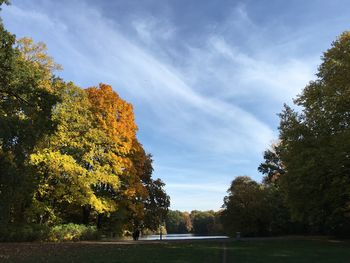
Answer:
[0,13,169,240]
[276,32,350,235]
[222,32,350,238]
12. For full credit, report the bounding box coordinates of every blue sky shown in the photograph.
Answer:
[2,0,350,211]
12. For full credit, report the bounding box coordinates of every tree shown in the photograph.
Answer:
[258,143,285,184]
[144,178,170,234]
[0,33,60,227]
[165,210,184,233]
[190,210,215,235]
[86,84,137,156]
[117,140,150,233]
[278,32,350,235]
[0,16,170,240]
[28,81,121,226]
[258,143,294,235]
[84,84,139,228]
[221,176,271,237]
[165,210,193,234]
[86,84,164,233]
[181,212,193,233]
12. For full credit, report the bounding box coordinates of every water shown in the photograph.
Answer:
[139,233,229,240]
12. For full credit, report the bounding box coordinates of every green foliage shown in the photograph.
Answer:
[165,210,223,235]
[221,176,270,236]
[165,210,193,234]
[190,210,215,234]
[0,224,49,242]
[253,31,350,237]
[47,224,98,242]
[28,82,122,226]
[0,20,169,241]
[165,210,185,233]
[258,143,285,184]
[277,32,350,235]
[143,178,170,231]
[0,23,60,227]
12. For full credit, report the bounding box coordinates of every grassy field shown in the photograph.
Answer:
[227,239,350,263]
[0,238,350,263]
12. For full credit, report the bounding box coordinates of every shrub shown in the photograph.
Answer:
[47,223,98,241]
[0,224,49,242]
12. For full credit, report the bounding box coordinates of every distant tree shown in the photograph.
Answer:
[165,210,184,233]
[211,210,224,234]
[221,176,271,237]
[164,210,192,234]
[190,210,215,235]
[180,212,193,233]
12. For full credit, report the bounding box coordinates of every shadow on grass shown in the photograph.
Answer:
[1,239,350,263]
[227,239,350,263]
[0,242,223,263]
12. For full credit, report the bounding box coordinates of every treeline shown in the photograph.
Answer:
[165,210,223,235]
[221,32,350,238]
[0,5,169,241]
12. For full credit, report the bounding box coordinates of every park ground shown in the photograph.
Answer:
[0,237,350,263]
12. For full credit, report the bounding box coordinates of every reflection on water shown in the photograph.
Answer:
[139,234,229,240]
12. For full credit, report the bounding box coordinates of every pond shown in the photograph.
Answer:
[139,233,229,240]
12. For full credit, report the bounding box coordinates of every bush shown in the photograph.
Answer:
[0,224,49,242]
[47,223,98,241]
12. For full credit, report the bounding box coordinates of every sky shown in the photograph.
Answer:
[2,0,350,211]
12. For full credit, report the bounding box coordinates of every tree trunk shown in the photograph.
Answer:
[82,205,90,225]
[97,213,103,229]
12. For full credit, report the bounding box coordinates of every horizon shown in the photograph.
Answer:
[3,0,350,211]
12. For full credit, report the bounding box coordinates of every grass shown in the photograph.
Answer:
[0,241,222,263]
[228,239,350,263]
[0,238,350,263]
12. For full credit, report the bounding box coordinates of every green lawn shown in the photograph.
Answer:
[227,239,350,263]
[0,239,349,263]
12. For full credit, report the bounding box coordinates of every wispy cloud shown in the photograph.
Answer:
[132,16,176,44]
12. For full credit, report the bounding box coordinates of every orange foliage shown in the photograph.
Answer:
[86,84,148,219]
[86,84,137,155]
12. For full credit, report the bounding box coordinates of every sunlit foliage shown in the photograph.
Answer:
[0,10,169,240]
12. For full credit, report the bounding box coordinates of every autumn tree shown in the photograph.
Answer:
[86,84,169,232]
[29,81,124,226]
[181,212,193,233]
[85,84,139,230]
[0,10,169,239]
